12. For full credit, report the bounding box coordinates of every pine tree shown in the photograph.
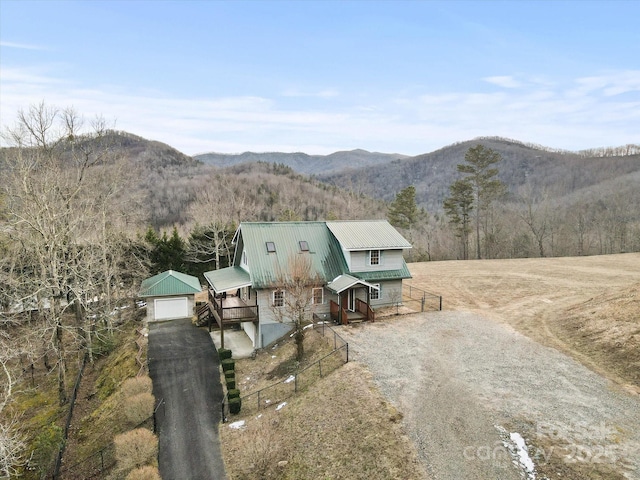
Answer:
[456,145,506,259]
[388,185,418,229]
[444,179,474,259]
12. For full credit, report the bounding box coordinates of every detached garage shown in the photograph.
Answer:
[139,270,202,322]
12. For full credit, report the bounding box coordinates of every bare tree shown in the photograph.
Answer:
[1,102,146,404]
[270,255,323,361]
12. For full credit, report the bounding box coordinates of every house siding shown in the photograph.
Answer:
[349,249,405,273]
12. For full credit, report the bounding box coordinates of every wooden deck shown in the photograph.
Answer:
[198,290,258,331]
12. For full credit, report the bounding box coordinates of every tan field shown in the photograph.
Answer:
[407,253,640,393]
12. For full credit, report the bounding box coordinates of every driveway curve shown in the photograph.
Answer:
[148,318,227,480]
[339,312,640,480]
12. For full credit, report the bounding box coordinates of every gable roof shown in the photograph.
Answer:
[326,220,412,251]
[139,270,201,297]
[238,222,348,289]
[326,274,379,294]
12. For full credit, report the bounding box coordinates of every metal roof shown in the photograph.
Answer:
[139,270,201,297]
[204,266,252,294]
[326,220,412,251]
[326,274,379,294]
[237,222,348,289]
[353,264,413,282]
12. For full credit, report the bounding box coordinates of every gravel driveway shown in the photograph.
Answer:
[148,318,227,480]
[339,312,640,480]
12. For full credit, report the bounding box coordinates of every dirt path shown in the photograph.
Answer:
[340,312,640,480]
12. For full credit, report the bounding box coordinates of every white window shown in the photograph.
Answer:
[369,250,381,266]
[312,287,324,305]
[273,289,284,307]
[241,250,248,266]
[370,284,380,300]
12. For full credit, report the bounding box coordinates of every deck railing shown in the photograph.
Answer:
[355,298,375,322]
[209,289,258,324]
[329,300,350,325]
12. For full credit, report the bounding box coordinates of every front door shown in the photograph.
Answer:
[347,289,355,311]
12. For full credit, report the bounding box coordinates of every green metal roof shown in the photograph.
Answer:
[204,266,252,294]
[353,262,413,282]
[326,220,412,251]
[238,222,348,289]
[139,270,201,297]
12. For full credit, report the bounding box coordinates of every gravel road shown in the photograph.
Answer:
[339,312,640,480]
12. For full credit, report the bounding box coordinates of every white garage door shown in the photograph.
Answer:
[154,297,188,320]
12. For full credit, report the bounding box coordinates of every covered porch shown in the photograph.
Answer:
[326,274,377,325]
[202,266,259,348]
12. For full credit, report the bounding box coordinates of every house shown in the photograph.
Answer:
[201,220,412,348]
[139,270,202,321]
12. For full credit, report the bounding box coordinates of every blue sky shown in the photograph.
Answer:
[1,0,639,155]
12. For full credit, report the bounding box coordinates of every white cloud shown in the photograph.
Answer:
[1,65,638,155]
[483,75,523,89]
[0,41,47,50]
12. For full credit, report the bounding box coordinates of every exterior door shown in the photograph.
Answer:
[347,289,355,311]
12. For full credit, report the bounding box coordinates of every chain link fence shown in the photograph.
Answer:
[222,321,348,421]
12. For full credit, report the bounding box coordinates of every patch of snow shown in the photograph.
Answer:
[271,355,276,358]
[265,399,271,404]
[256,414,263,419]
[496,426,536,480]
[284,375,295,384]
[276,402,287,411]
[303,323,314,330]
[510,432,536,478]
[229,420,245,429]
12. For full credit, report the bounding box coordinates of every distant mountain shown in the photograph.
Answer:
[317,137,640,214]
[194,149,408,175]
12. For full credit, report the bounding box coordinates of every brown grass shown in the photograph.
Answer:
[221,361,425,480]
[124,464,162,480]
[113,428,158,474]
[121,375,153,398]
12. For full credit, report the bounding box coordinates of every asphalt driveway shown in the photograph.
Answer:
[148,318,227,480]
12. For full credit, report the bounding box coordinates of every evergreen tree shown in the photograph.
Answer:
[444,179,474,259]
[145,226,186,274]
[388,185,418,229]
[455,145,506,259]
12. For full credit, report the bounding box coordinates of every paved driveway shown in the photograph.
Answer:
[148,318,227,480]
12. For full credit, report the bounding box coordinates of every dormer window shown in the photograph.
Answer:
[299,241,309,252]
[369,249,381,266]
[266,242,276,253]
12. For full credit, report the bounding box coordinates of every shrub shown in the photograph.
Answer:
[124,392,155,426]
[122,376,153,398]
[224,370,235,380]
[227,389,240,400]
[218,348,232,360]
[229,397,242,415]
[221,358,235,371]
[31,424,64,478]
[125,465,161,480]
[114,428,158,473]
[226,379,236,390]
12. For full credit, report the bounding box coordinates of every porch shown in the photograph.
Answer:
[329,298,375,325]
[197,289,259,331]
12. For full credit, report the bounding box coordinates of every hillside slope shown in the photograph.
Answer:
[319,138,640,214]
[194,149,407,175]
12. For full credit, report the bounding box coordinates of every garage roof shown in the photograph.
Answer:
[139,270,202,297]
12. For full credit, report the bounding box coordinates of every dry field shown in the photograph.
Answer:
[407,253,640,393]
